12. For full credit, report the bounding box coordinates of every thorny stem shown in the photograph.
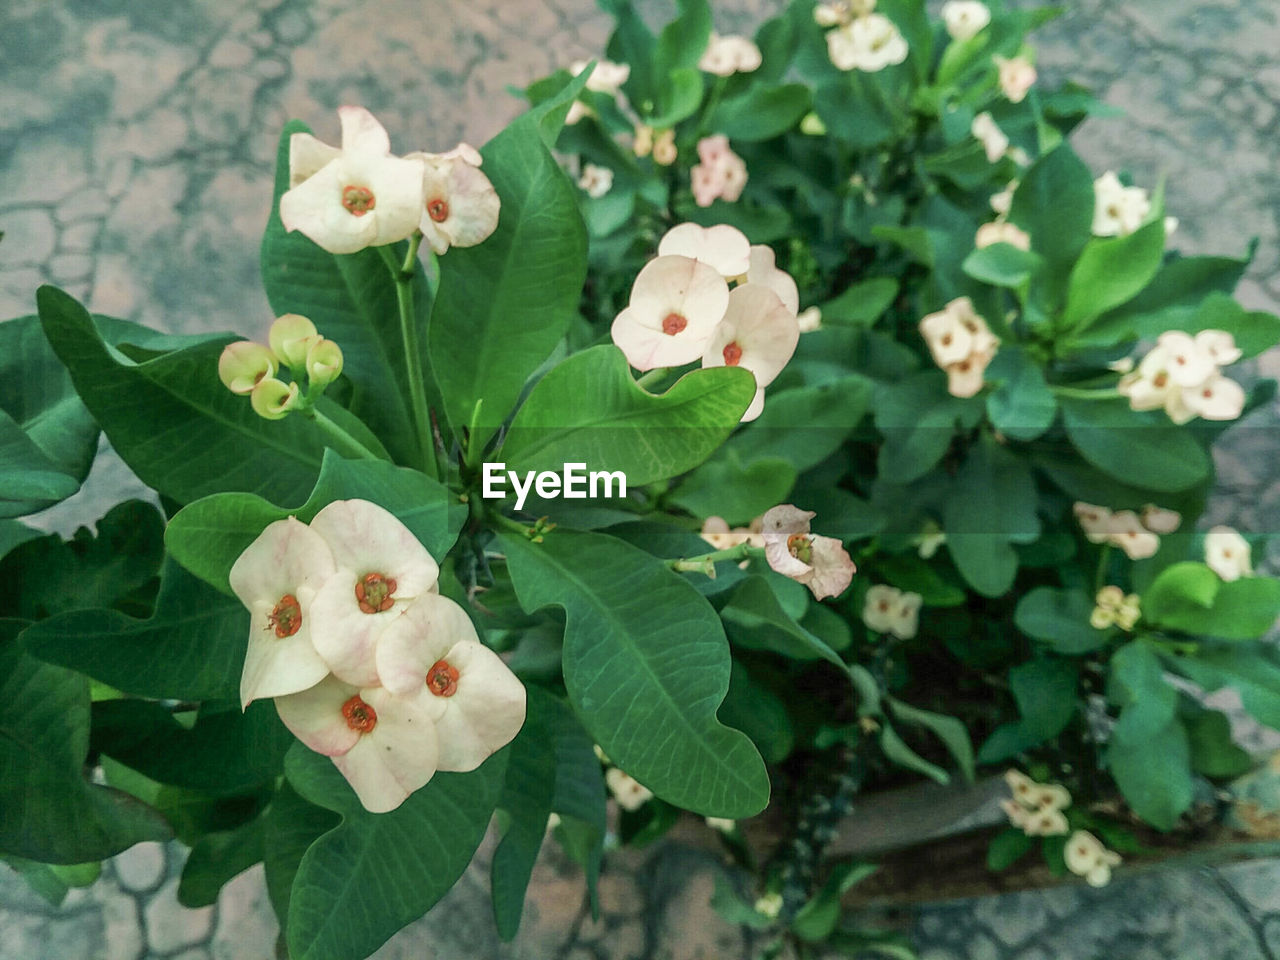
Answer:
[667,543,764,573]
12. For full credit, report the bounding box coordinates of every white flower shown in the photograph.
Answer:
[990,181,1018,217]
[564,100,592,126]
[658,222,752,279]
[1094,585,1141,631]
[275,675,442,814]
[229,518,337,707]
[1003,770,1071,836]
[745,245,800,315]
[219,341,278,396]
[611,255,730,371]
[701,284,800,422]
[1155,331,1217,388]
[375,594,526,772]
[305,500,442,688]
[1108,510,1160,560]
[1024,806,1070,836]
[760,505,857,601]
[700,516,764,551]
[605,767,653,812]
[917,521,946,559]
[698,33,763,76]
[570,58,631,96]
[994,55,1037,103]
[975,220,1031,251]
[1073,502,1114,544]
[754,891,783,919]
[280,106,426,255]
[796,306,823,333]
[1205,526,1253,581]
[1064,830,1121,887]
[827,14,909,72]
[971,112,1009,164]
[861,585,922,640]
[1092,171,1151,237]
[941,1,991,42]
[407,144,500,256]
[706,817,735,833]
[1141,505,1182,535]
[578,163,614,199]
[1182,372,1247,421]
[919,297,1000,398]
[1119,332,1246,424]
[652,129,678,166]
[1194,329,1243,367]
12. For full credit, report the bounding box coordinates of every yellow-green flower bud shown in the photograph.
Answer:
[250,377,300,420]
[306,338,344,389]
[268,314,318,369]
[799,112,826,136]
[218,341,277,395]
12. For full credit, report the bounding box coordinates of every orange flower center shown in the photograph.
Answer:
[342,695,377,733]
[662,312,688,336]
[426,659,460,697]
[354,572,397,614]
[267,594,303,638]
[722,342,743,366]
[342,185,376,216]
[427,198,450,222]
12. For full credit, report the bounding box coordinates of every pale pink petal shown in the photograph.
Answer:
[1141,505,1181,534]
[430,641,527,772]
[764,538,811,578]
[690,165,722,208]
[746,246,800,314]
[375,594,481,697]
[239,594,331,707]
[338,105,392,155]
[274,675,362,756]
[415,155,500,254]
[761,505,815,536]
[920,310,974,367]
[803,535,856,600]
[741,386,766,422]
[702,284,798,389]
[658,223,752,278]
[945,356,988,398]
[611,256,729,370]
[1107,511,1160,560]
[279,160,379,255]
[697,135,730,167]
[332,686,441,813]
[229,517,338,608]
[309,500,440,598]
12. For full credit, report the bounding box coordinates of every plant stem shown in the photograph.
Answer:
[634,368,668,391]
[378,236,440,481]
[1094,544,1112,594]
[667,543,764,571]
[305,408,385,461]
[1052,385,1120,400]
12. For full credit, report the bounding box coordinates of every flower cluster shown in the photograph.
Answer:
[861,585,923,640]
[1073,502,1180,560]
[816,0,909,73]
[761,504,857,601]
[919,297,1001,398]
[700,515,765,551]
[218,314,343,420]
[1065,830,1122,887]
[1206,525,1253,581]
[1091,586,1141,631]
[1118,330,1245,424]
[229,500,525,813]
[691,135,748,208]
[611,223,801,421]
[1001,770,1071,837]
[1092,171,1150,237]
[281,106,498,257]
[634,124,678,165]
[698,33,763,76]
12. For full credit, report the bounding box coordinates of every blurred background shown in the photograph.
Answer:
[2,0,1279,957]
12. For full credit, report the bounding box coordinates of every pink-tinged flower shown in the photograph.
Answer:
[268,314,318,369]
[994,55,1037,103]
[275,675,442,814]
[1206,526,1253,581]
[971,112,1009,163]
[306,500,441,688]
[219,342,278,395]
[658,222,752,279]
[702,284,800,421]
[746,245,800,315]
[611,255,730,371]
[919,297,1000,398]
[975,220,1031,251]
[1108,510,1160,560]
[698,33,763,76]
[1141,505,1182,535]
[1073,502,1114,544]
[760,505,856,601]
[229,517,337,708]
[1093,171,1151,237]
[697,135,732,168]
[570,58,631,96]
[578,163,614,199]
[250,377,301,420]
[690,136,749,207]
[861,584,922,640]
[1065,830,1121,887]
[605,767,653,811]
[827,14,909,72]
[280,106,425,255]
[691,164,724,208]
[375,595,526,772]
[407,145,500,256]
[941,1,991,41]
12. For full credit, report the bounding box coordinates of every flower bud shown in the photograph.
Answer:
[799,112,827,136]
[306,338,344,389]
[218,341,277,395]
[269,314,319,369]
[251,377,301,420]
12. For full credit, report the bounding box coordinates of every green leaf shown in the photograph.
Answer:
[1171,647,1280,732]
[653,0,713,80]
[815,76,897,149]
[711,84,812,141]
[166,451,465,595]
[985,346,1057,441]
[1014,587,1108,654]
[791,860,878,942]
[669,455,798,526]
[36,286,342,505]
[719,660,795,764]
[1007,144,1094,275]
[0,315,100,518]
[1110,641,1177,743]
[986,828,1034,871]
[710,872,773,930]
[499,345,753,488]
[1144,562,1280,640]
[1061,397,1211,493]
[429,91,588,448]
[260,122,431,465]
[262,782,339,928]
[886,698,975,781]
[649,68,704,127]
[3,856,101,907]
[1061,217,1166,328]
[819,277,899,327]
[179,816,264,908]
[0,619,171,863]
[1184,707,1253,779]
[879,722,949,785]
[875,371,982,484]
[500,529,770,817]
[1107,719,1192,831]
[721,575,847,667]
[1012,657,1079,741]
[284,743,508,960]
[962,244,1043,289]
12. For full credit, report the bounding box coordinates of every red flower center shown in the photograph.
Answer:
[662,313,687,335]
[354,572,397,614]
[342,695,377,733]
[427,198,450,222]
[426,659,460,697]
[267,594,302,638]
[722,342,743,366]
[342,185,376,216]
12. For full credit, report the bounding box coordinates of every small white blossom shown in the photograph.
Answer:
[606,767,653,812]
[994,55,1037,103]
[827,14,909,72]
[570,58,631,96]
[796,306,823,333]
[702,284,800,422]
[1092,171,1151,237]
[1205,526,1253,582]
[941,1,991,42]
[972,112,1009,164]
[990,181,1018,217]
[975,220,1031,251]
[760,505,857,601]
[578,163,614,199]
[919,297,1000,398]
[1065,830,1121,887]
[861,585,923,640]
[698,34,763,76]
[611,255,730,371]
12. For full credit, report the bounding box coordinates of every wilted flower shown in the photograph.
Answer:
[611,255,730,370]
[1065,830,1121,887]
[1092,171,1151,237]
[919,297,1000,398]
[658,222,752,279]
[760,505,856,601]
[941,1,991,41]
[994,55,1037,103]
[827,14,909,72]
[578,163,614,199]
[219,342,278,396]
[605,767,653,812]
[975,220,1031,251]
[1205,526,1253,581]
[861,585,923,640]
[698,33,763,76]
[408,144,500,256]
[972,112,1009,163]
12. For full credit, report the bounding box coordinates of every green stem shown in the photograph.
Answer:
[1094,544,1112,595]
[635,368,668,390]
[1052,385,1120,400]
[378,236,440,480]
[667,543,764,572]
[306,408,384,461]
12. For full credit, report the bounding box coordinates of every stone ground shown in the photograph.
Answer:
[2,0,1280,957]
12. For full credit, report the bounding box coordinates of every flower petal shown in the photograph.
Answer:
[279,160,379,254]
[309,499,440,598]
[375,593,481,697]
[337,105,392,156]
[429,641,527,772]
[332,686,442,813]
[289,133,342,187]
[274,675,362,756]
[657,223,751,278]
[229,516,339,608]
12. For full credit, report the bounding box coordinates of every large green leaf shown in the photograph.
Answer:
[0,315,100,518]
[262,782,339,928]
[720,575,845,667]
[1170,647,1280,732]
[1107,719,1192,831]
[1061,217,1166,328]
[499,345,754,487]
[429,84,588,448]
[1061,397,1211,493]
[284,743,508,960]
[875,371,982,484]
[1015,587,1108,654]
[985,346,1057,441]
[500,529,770,817]
[710,84,812,141]
[36,286,366,505]
[166,450,466,596]
[179,816,264,908]
[978,657,1078,763]
[1007,144,1094,275]
[260,121,431,466]
[719,375,873,473]
[0,619,171,862]
[1144,562,1280,641]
